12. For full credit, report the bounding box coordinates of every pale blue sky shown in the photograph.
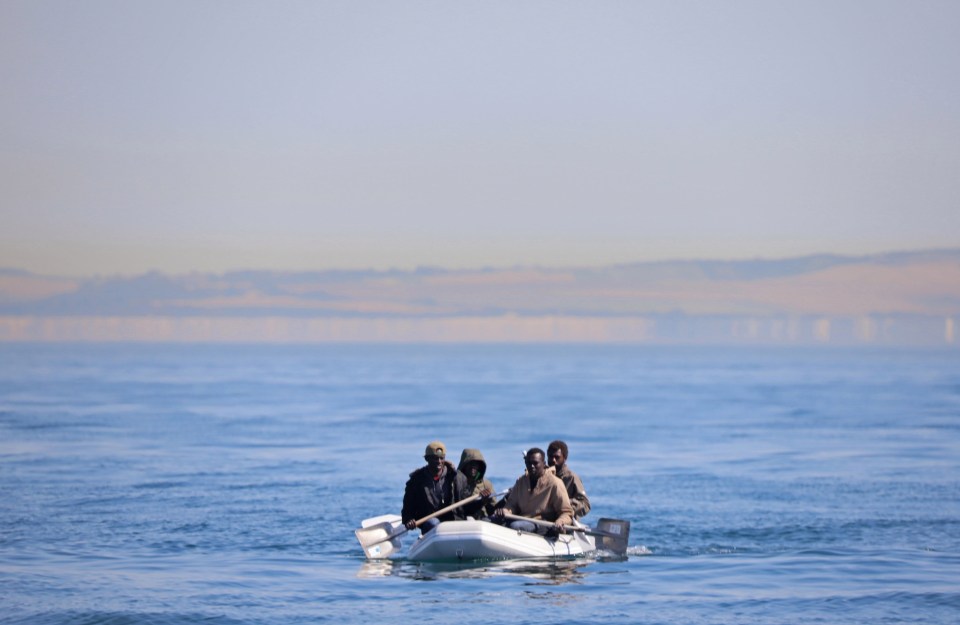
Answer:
[2,1,959,275]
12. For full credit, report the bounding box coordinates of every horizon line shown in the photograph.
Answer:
[4,245,959,280]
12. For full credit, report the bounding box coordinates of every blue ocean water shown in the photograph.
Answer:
[1,343,959,625]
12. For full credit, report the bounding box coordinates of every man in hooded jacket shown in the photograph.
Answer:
[402,440,471,534]
[457,448,497,519]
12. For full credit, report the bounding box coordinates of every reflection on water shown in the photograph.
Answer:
[356,557,594,584]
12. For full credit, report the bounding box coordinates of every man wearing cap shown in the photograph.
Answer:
[402,441,471,534]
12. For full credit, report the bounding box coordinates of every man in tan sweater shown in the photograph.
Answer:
[494,447,573,534]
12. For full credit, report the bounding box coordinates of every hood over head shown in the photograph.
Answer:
[458,448,487,479]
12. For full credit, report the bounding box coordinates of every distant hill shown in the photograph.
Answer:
[2,249,958,344]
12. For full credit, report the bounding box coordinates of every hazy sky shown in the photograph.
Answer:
[2,1,959,276]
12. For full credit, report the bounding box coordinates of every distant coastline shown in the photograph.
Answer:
[2,249,958,345]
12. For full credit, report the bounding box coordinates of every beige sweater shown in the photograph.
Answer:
[502,471,573,526]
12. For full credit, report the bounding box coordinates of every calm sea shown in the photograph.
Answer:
[1,343,959,625]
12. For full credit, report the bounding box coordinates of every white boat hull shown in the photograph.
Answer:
[407,519,596,561]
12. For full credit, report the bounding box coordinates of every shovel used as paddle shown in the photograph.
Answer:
[501,513,631,555]
[355,489,508,559]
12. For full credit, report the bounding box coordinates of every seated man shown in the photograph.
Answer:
[458,448,497,519]
[547,440,591,519]
[402,440,470,534]
[493,447,573,534]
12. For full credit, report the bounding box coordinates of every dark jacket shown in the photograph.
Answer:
[402,460,471,528]
[457,448,497,519]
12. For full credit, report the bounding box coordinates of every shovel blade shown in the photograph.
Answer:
[355,521,403,559]
[595,518,630,555]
